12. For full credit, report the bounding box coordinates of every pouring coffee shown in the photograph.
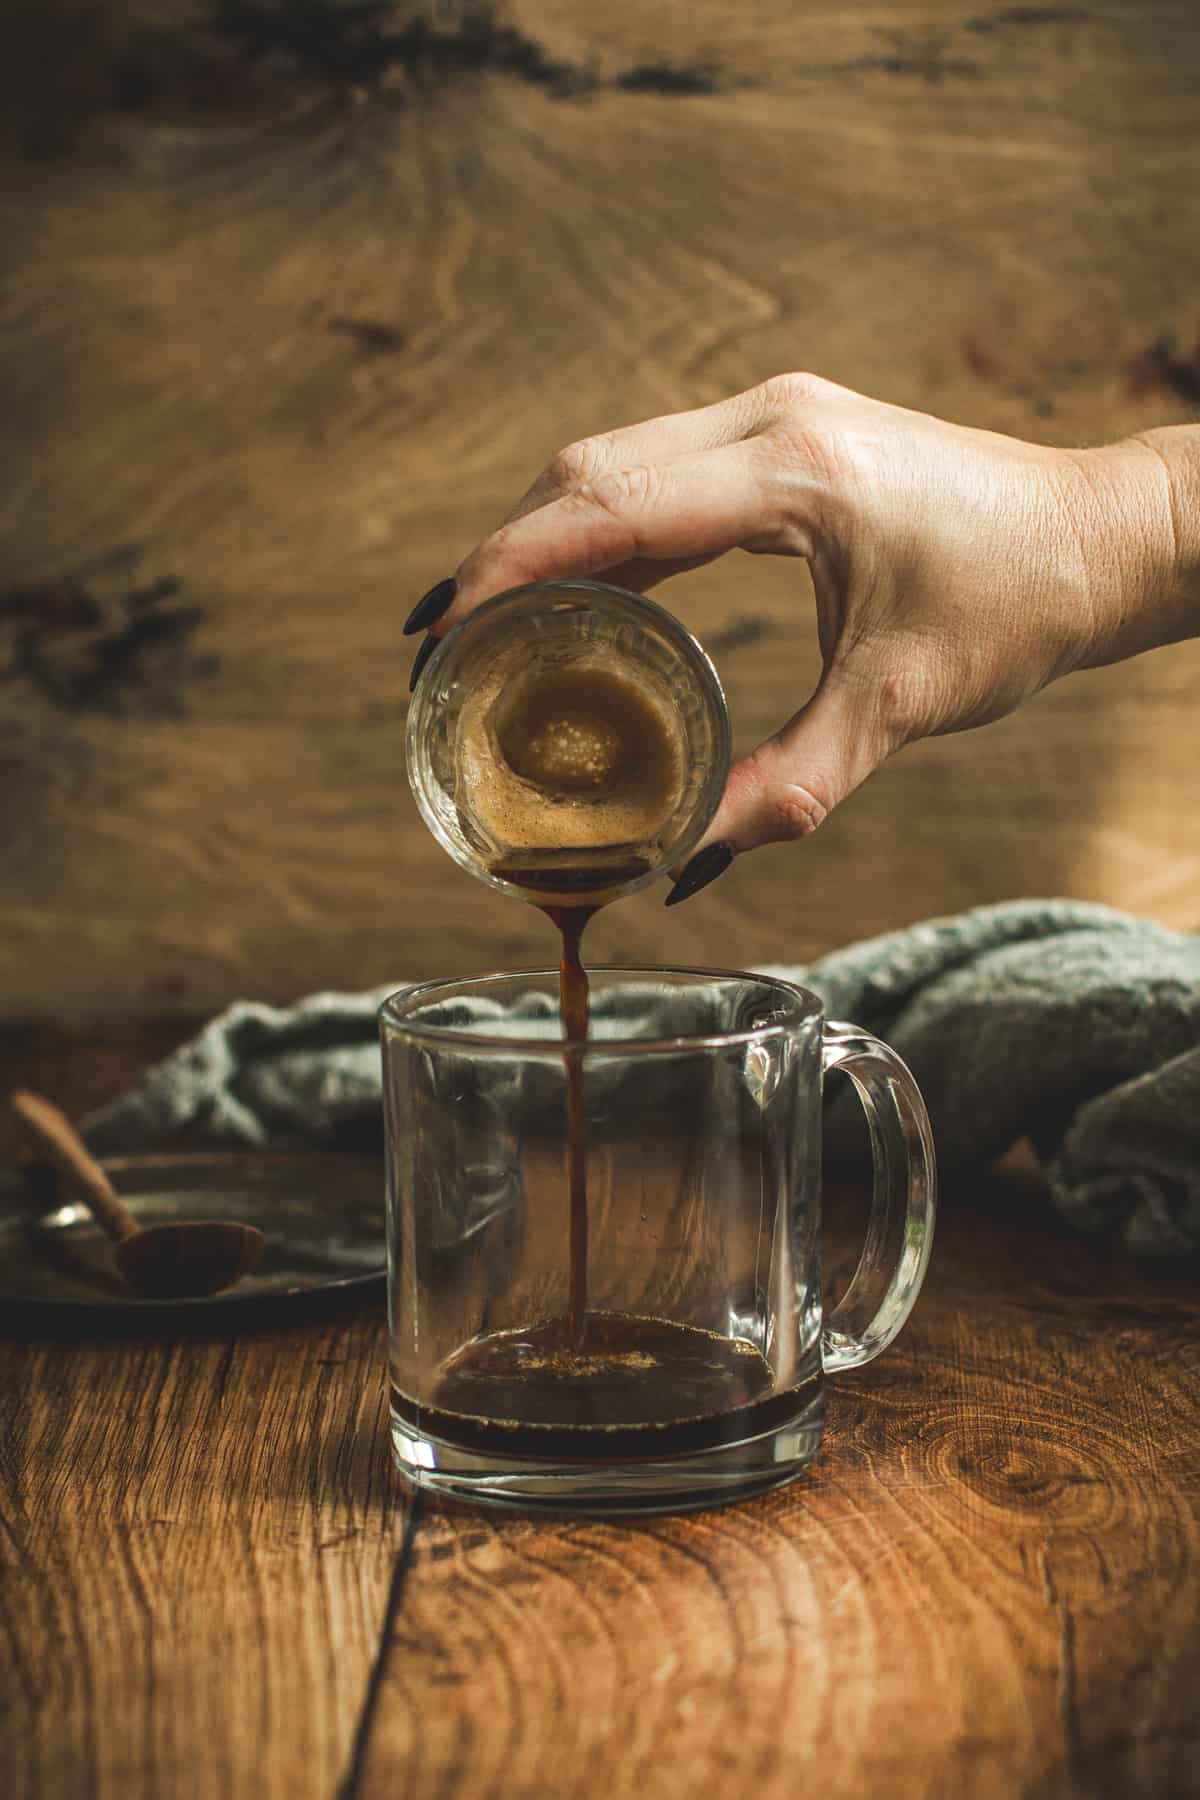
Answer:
[397,578,934,1512]
[406,580,731,1378]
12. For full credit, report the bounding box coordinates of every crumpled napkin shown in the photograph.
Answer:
[83,900,1200,1259]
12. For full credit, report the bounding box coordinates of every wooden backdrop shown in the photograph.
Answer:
[2,0,1199,1023]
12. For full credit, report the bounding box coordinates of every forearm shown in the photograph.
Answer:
[1075,425,1200,668]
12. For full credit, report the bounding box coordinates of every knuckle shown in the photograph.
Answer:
[739,746,832,843]
[478,520,527,582]
[769,419,849,490]
[872,664,939,746]
[830,653,939,754]
[582,462,659,517]
[749,373,851,494]
[758,370,822,412]
[771,783,829,841]
[546,435,609,492]
[485,520,516,561]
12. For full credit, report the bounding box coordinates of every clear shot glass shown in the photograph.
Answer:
[405,579,732,907]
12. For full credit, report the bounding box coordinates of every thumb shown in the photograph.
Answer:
[665,677,889,904]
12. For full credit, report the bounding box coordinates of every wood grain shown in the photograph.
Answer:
[1,1032,1197,1799]
[2,0,1199,1021]
[0,1311,405,1800]
[357,1183,1200,1800]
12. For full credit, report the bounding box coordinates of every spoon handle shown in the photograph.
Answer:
[8,1089,139,1244]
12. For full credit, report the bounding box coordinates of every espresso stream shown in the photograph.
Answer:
[488,859,641,1343]
[485,876,627,1345]
[553,907,591,1345]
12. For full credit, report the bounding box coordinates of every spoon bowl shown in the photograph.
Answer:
[116,1218,266,1299]
[9,1089,265,1299]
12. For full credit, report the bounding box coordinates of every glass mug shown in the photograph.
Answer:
[381,967,936,1514]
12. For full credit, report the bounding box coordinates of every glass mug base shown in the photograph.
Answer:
[388,1356,825,1516]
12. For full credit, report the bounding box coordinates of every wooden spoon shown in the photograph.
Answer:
[9,1089,265,1299]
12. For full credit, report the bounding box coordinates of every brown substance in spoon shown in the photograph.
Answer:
[9,1089,264,1299]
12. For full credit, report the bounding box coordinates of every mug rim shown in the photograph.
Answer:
[378,964,822,1055]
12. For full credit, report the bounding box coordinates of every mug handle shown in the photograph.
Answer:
[819,1021,937,1372]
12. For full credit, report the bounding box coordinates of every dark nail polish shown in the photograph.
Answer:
[408,632,438,692]
[403,577,457,637]
[664,842,735,907]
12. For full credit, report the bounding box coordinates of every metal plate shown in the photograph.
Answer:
[0,1152,385,1323]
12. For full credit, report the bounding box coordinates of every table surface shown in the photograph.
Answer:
[2,1032,1199,1800]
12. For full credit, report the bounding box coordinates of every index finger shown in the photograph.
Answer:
[439,441,782,632]
[499,385,777,530]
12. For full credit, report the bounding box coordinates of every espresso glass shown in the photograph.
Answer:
[405,578,731,906]
[381,968,935,1515]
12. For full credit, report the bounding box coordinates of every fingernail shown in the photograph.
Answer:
[664,842,735,907]
[403,576,457,636]
[408,633,438,692]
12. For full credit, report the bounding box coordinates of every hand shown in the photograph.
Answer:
[406,374,1185,897]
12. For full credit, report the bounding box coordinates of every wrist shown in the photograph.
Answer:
[1131,426,1200,605]
[1066,429,1200,668]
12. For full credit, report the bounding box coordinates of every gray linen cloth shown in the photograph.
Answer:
[83,901,1200,1259]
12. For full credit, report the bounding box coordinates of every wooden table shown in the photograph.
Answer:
[3,1038,1199,1799]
